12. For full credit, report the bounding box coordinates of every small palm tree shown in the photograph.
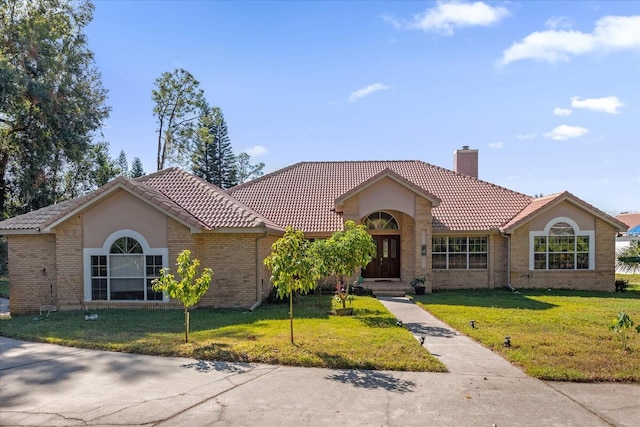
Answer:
[616,241,640,274]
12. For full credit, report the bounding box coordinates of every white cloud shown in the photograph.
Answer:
[499,15,640,65]
[544,125,589,140]
[545,16,574,30]
[489,142,504,149]
[517,133,537,140]
[571,96,624,114]
[391,1,509,36]
[381,14,402,29]
[348,83,390,102]
[554,107,572,116]
[243,145,268,157]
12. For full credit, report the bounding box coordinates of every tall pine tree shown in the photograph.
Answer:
[130,157,145,178]
[192,106,238,189]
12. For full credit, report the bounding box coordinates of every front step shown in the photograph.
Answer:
[361,281,413,298]
[373,290,408,297]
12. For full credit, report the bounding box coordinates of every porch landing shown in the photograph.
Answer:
[360,280,413,297]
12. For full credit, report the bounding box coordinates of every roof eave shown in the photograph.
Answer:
[0,228,49,235]
[41,180,205,233]
[500,192,628,233]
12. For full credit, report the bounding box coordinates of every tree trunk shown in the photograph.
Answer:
[289,290,294,344]
[0,150,8,217]
[184,307,190,343]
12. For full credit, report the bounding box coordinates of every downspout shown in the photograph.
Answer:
[250,227,268,311]
[500,230,516,292]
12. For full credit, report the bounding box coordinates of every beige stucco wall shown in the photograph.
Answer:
[358,177,416,218]
[528,203,594,231]
[83,190,168,248]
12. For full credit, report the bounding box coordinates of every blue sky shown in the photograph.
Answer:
[86,1,640,214]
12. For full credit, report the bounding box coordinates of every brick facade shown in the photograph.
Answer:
[55,215,84,311]
[510,217,617,291]
[3,175,623,315]
[7,234,56,315]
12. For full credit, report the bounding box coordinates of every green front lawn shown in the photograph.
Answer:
[0,295,446,372]
[414,287,640,382]
[617,273,640,291]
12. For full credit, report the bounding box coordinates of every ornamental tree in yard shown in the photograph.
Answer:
[152,250,213,343]
[264,227,319,344]
[312,220,376,310]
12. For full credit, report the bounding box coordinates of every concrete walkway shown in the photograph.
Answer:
[378,297,525,378]
[0,297,8,318]
[1,297,639,426]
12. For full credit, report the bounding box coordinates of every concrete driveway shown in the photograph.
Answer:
[1,336,638,426]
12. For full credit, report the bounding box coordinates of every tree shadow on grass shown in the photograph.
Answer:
[325,370,416,394]
[416,289,557,310]
[356,315,398,328]
[519,288,640,300]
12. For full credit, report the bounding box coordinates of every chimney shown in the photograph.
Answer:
[453,146,478,178]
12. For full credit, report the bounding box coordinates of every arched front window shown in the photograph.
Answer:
[530,218,593,270]
[85,231,167,302]
[364,212,398,230]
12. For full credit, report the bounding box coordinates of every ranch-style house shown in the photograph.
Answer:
[0,147,627,314]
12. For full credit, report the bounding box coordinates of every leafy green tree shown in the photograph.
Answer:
[235,152,265,184]
[0,0,110,216]
[264,227,319,344]
[130,157,145,178]
[62,141,118,198]
[117,150,128,177]
[152,68,206,170]
[192,105,238,188]
[617,241,640,274]
[312,220,376,309]
[152,250,213,343]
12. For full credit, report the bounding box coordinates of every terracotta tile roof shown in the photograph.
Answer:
[0,169,282,234]
[501,191,628,233]
[0,198,78,232]
[616,212,640,231]
[229,161,533,233]
[136,168,283,231]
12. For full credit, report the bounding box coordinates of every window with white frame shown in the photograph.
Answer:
[432,236,488,269]
[530,218,594,270]
[364,211,399,230]
[84,230,168,302]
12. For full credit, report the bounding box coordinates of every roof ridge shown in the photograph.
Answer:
[228,161,305,192]
[133,167,180,183]
[174,169,281,229]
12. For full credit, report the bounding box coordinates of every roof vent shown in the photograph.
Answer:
[453,146,478,178]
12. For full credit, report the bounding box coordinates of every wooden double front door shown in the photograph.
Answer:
[362,235,400,279]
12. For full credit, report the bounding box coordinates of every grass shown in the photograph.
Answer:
[617,273,640,291]
[3,275,639,380]
[414,285,640,382]
[0,295,446,372]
